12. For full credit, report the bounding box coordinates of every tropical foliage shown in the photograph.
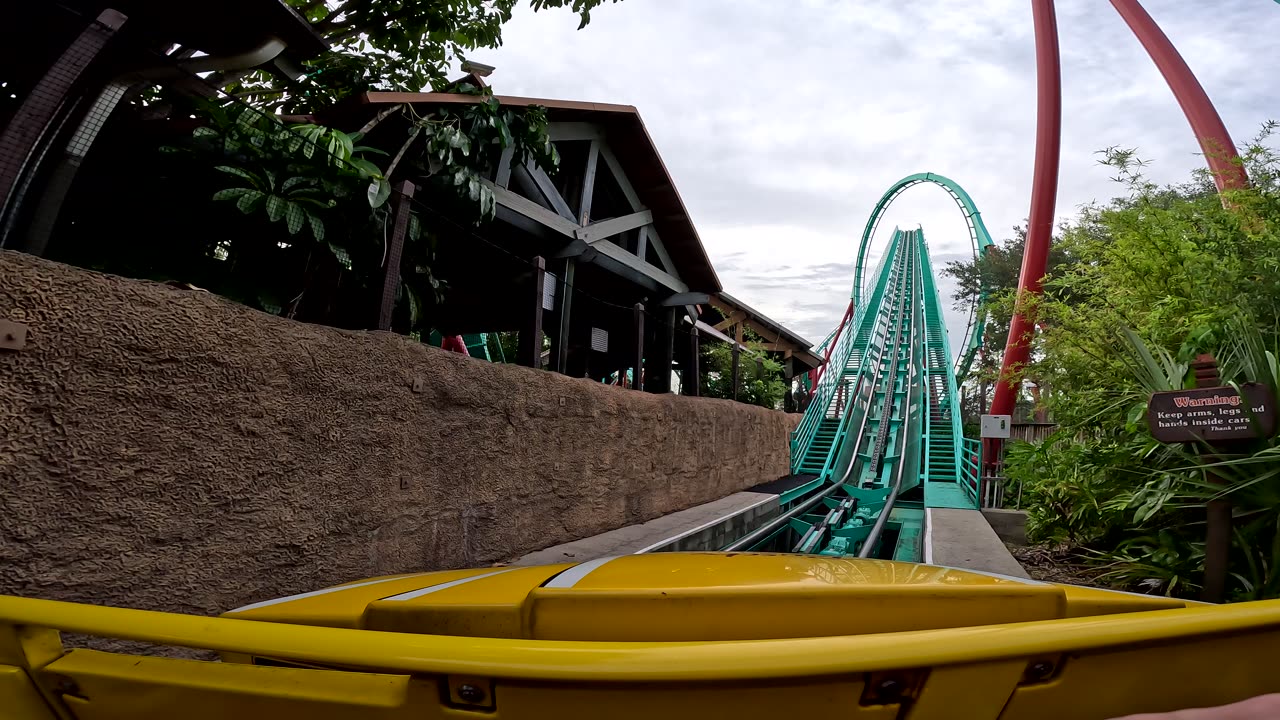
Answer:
[222,0,620,113]
[91,1,620,332]
[944,226,1077,421]
[701,329,789,410]
[993,122,1280,600]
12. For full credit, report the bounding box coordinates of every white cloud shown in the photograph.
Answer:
[485,0,1280,356]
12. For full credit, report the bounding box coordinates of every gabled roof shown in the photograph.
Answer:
[352,91,720,293]
[708,292,824,371]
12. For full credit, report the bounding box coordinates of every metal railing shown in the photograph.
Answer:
[916,229,976,507]
[790,234,902,471]
[960,437,982,502]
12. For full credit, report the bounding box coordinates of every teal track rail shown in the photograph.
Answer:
[761,227,975,559]
[770,174,992,559]
[853,173,994,384]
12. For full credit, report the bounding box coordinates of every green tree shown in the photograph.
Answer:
[225,0,620,112]
[700,330,788,410]
[1005,122,1280,600]
[153,0,624,329]
[944,225,1078,421]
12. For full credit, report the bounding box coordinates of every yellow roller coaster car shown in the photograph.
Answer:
[3,553,1278,719]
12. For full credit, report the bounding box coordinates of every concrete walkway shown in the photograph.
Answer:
[925,508,1031,579]
[515,491,778,565]
[515,491,1033,582]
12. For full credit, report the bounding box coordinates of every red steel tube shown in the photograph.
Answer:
[809,300,855,398]
[1109,0,1248,193]
[989,0,1062,420]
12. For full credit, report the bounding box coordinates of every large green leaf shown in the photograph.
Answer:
[212,188,254,202]
[367,178,391,209]
[328,242,352,270]
[350,157,383,179]
[1121,328,1177,393]
[334,130,354,160]
[281,176,312,192]
[266,195,287,223]
[215,166,259,186]
[285,202,305,235]
[307,214,325,242]
[235,190,266,214]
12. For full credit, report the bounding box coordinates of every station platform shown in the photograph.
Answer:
[515,491,780,565]
[925,507,1030,579]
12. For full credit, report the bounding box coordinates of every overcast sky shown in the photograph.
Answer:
[483,1,1279,353]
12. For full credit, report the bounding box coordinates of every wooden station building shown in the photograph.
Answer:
[340,84,793,395]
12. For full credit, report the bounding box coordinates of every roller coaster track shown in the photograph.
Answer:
[751,176,991,560]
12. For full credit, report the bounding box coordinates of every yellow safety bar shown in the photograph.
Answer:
[1,593,1278,679]
[5,594,1280,718]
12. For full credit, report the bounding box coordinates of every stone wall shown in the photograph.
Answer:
[0,251,795,615]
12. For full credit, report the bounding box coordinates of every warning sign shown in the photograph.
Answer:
[1148,384,1276,443]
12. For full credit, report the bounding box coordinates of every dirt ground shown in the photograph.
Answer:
[1007,543,1113,589]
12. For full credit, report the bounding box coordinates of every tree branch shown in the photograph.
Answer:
[358,104,402,135]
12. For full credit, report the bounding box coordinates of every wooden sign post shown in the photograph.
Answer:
[1147,354,1277,603]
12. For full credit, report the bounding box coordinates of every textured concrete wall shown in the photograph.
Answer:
[0,251,795,616]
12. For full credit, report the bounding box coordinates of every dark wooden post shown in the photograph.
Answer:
[1194,353,1231,603]
[0,9,127,249]
[730,346,741,401]
[550,259,575,374]
[377,180,415,330]
[686,324,700,397]
[517,256,546,368]
[632,302,645,391]
[651,307,676,394]
[783,354,796,412]
[731,323,743,402]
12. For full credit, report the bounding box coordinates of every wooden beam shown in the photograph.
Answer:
[731,347,741,401]
[743,318,782,345]
[575,210,653,244]
[485,180,579,238]
[661,292,710,306]
[495,205,554,239]
[526,162,575,221]
[783,355,795,412]
[707,296,733,315]
[713,312,747,332]
[551,259,575,374]
[494,146,515,188]
[646,225,678,274]
[633,302,645,391]
[377,181,415,330]
[732,323,745,401]
[552,239,591,259]
[635,225,649,259]
[518,257,547,368]
[549,122,603,142]
[578,139,599,225]
[687,325,700,397]
[652,307,676,394]
[592,240,689,294]
[597,143,643,212]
